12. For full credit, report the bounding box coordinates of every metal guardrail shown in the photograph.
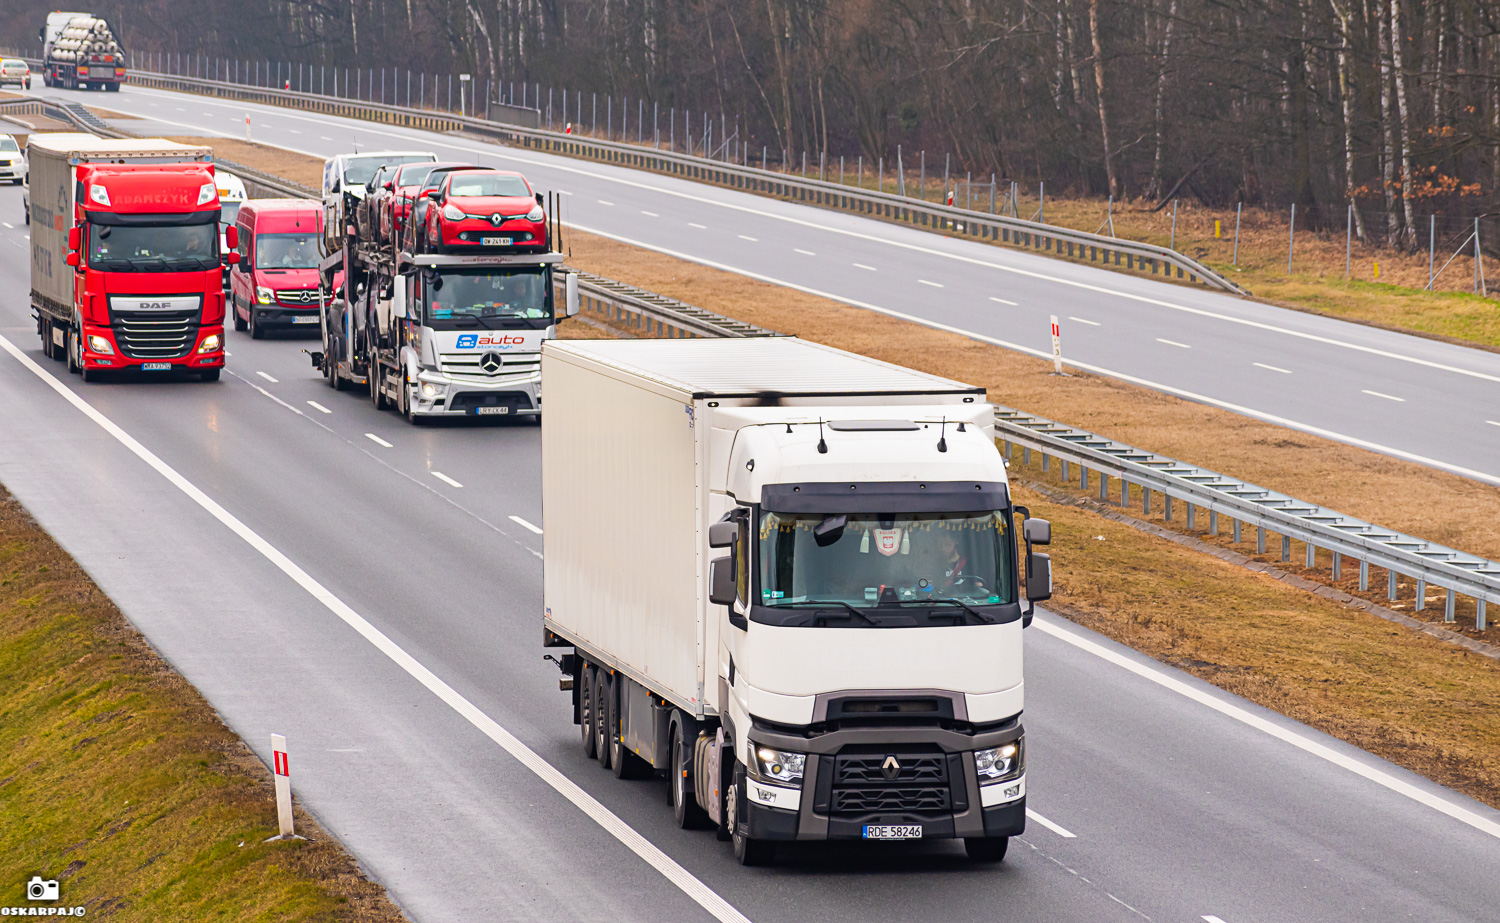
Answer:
[65,65,1247,295]
[993,409,1497,630]
[35,69,1494,633]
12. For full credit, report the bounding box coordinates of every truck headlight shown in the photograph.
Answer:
[86,335,114,355]
[197,334,221,353]
[749,746,806,786]
[420,381,443,399]
[256,286,274,305]
[441,203,466,221]
[975,739,1024,785]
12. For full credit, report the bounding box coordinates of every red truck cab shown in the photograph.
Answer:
[229,199,327,338]
[67,162,229,380]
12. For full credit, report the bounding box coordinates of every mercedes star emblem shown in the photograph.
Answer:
[881,755,901,780]
[479,352,503,373]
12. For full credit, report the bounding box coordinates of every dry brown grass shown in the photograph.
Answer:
[161,136,324,189]
[1018,481,1500,808]
[0,490,407,921]
[562,229,1500,566]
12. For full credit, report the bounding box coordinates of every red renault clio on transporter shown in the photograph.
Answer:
[28,133,230,382]
[230,199,326,338]
[422,170,547,253]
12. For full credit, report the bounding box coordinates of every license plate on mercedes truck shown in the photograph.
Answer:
[863,825,922,840]
[475,406,510,415]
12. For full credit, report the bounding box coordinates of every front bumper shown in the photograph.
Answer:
[740,721,1027,842]
[409,370,541,418]
[0,162,22,181]
[80,324,224,371]
[251,305,323,329]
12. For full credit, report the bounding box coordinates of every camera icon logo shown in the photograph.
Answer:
[26,876,60,902]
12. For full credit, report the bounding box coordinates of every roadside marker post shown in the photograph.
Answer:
[244,114,251,143]
[266,733,302,841]
[1050,315,1063,375]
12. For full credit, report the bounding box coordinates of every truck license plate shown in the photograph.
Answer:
[481,236,512,246]
[140,362,171,371]
[292,316,319,324]
[474,406,510,415]
[863,825,922,840]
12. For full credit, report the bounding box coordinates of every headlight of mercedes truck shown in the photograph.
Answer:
[974,739,1024,785]
[749,746,806,786]
[256,286,274,305]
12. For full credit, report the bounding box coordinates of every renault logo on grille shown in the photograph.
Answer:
[479,352,503,373]
[881,756,901,780]
[490,213,505,226]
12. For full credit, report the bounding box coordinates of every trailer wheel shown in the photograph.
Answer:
[40,320,53,360]
[106,82,119,92]
[671,729,709,829]
[200,369,221,382]
[593,670,613,770]
[369,360,388,410]
[579,664,598,759]
[963,837,1009,862]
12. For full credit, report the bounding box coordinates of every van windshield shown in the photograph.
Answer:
[256,232,320,269]
[0,137,18,153]
[757,511,1014,625]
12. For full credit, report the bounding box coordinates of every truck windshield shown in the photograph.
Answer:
[88,222,218,272]
[344,155,431,187]
[424,268,551,329]
[757,511,1015,622]
[256,232,320,269]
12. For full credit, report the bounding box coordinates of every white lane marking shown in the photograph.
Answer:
[1030,614,1500,842]
[853,263,877,271]
[1202,916,1229,923]
[1069,316,1100,326]
[1487,420,1500,427]
[234,373,304,415]
[794,248,816,256]
[557,190,573,196]
[597,199,614,206]
[1156,338,1191,349]
[364,433,392,448]
[567,222,1500,487]
[175,106,186,111]
[508,515,543,535]
[256,370,279,382]
[918,279,944,288]
[1,222,12,229]
[123,89,1500,389]
[306,400,332,414]
[1363,389,1406,402]
[288,129,301,134]
[738,235,758,242]
[320,135,333,141]
[0,332,753,923]
[688,222,707,229]
[1025,809,1076,838]
[990,296,1019,306]
[641,210,659,217]
[431,471,463,488]
[1254,362,1291,374]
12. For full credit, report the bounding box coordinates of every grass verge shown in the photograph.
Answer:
[0,489,405,921]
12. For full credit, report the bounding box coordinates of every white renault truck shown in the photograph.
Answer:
[541,338,1052,865]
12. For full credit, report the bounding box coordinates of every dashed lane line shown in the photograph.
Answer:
[365,433,393,447]
[431,471,463,488]
[508,515,543,535]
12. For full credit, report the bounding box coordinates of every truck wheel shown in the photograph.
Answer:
[671,729,709,829]
[40,320,53,360]
[579,664,598,759]
[963,837,1009,862]
[66,328,80,375]
[728,772,775,866]
[248,308,264,339]
[106,83,119,92]
[369,361,388,410]
[593,670,613,769]
[232,303,247,332]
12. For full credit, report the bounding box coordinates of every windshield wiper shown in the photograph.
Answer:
[777,599,883,626]
[928,598,995,625]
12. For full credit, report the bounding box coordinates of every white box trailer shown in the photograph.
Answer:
[542,337,1053,866]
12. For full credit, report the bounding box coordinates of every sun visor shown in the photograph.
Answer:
[760,481,1009,514]
[85,208,221,226]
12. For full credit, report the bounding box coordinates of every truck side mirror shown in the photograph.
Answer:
[67,226,81,251]
[65,251,80,267]
[330,178,340,193]
[1025,552,1052,605]
[225,225,239,249]
[225,251,240,265]
[1023,518,1051,546]
[709,556,737,607]
[565,271,579,317]
[708,520,739,549]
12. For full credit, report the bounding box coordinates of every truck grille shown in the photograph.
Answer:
[112,309,198,359]
[828,748,954,816]
[437,352,540,379]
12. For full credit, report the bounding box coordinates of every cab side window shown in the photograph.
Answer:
[734,509,750,606]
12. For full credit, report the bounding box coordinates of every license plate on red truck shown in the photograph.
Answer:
[141,362,171,371]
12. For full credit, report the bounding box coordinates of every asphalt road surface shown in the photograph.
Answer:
[20,81,1500,488]
[3,98,1500,923]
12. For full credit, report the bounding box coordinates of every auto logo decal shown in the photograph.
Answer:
[479,352,502,373]
[491,213,505,226]
[881,756,901,780]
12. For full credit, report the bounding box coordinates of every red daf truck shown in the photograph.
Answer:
[29,134,232,382]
